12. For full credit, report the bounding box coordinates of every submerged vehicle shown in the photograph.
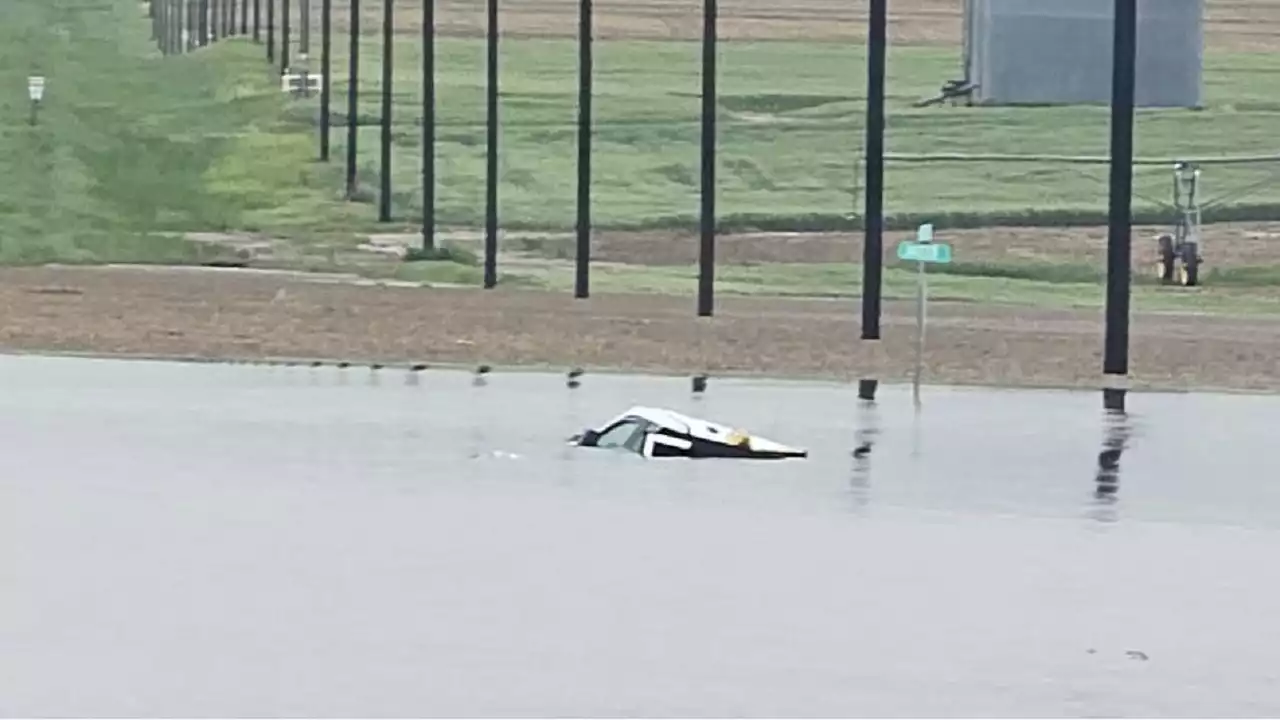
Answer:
[569,406,807,460]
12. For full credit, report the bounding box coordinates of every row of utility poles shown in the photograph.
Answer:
[152,0,660,302]
[150,0,252,53]
[150,0,1139,411]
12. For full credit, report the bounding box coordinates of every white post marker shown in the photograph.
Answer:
[896,223,953,408]
[27,75,45,126]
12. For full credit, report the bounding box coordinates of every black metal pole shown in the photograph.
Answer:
[422,0,436,251]
[159,0,169,53]
[282,0,291,72]
[696,0,716,317]
[320,0,332,160]
[192,0,202,50]
[241,0,248,34]
[266,0,274,60]
[483,0,499,289]
[378,0,393,223]
[345,0,360,199]
[574,0,592,299]
[1103,0,1137,412]
[859,0,887,402]
[221,0,228,38]
[162,0,170,53]
[253,0,260,41]
[229,0,236,35]
[199,0,209,46]
[174,0,182,52]
[300,0,311,55]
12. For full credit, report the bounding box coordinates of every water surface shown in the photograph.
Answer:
[3,355,1279,716]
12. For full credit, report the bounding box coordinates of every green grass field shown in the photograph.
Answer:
[0,0,334,262]
[0,0,1277,314]
[317,35,1280,231]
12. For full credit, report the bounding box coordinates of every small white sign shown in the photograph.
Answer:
[280,73,323,94]
[28,75,45,102]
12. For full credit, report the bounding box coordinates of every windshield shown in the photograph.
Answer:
[593,417,649,452]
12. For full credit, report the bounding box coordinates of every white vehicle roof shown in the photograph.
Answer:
[600,406,803,455]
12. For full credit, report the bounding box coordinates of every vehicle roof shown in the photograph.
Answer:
[597,406,805,455]
[610,406,735,440]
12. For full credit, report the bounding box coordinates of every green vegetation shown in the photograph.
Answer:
[0,0,353,264]
[0,0,1277,316]
[321,36,1280,230]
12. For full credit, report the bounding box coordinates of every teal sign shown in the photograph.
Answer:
[897,241,952,264]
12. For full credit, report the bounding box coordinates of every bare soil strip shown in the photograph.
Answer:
[583,223,1280,267]
[4,266,1278,392]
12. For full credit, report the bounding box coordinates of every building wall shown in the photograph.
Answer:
[969,0,1204,108]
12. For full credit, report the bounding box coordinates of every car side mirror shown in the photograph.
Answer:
[575,429,601,446]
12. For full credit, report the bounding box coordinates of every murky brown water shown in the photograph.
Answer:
[3,355,1280,717]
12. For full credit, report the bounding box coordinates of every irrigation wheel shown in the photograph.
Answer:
[1179,241,1201,287]
[1156,234,1177,284]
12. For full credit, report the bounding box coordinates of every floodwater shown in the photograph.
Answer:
[3,354,1280,717]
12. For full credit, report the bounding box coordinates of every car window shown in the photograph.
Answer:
[595,418,646,450]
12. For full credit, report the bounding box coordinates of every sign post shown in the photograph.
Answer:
[896,223,952,407]
[27,75,45,126]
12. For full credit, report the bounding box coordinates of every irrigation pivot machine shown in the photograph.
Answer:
[1156,161,1203,287]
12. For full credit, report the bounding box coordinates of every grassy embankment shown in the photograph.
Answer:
[1,0,1278,313]
[0,0,355,264]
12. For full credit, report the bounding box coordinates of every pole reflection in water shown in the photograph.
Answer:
[910,398,923,459]
[468,366,491,460]
[850,397,878,513]
[559,370,583,469]
[1089,408,1132,523]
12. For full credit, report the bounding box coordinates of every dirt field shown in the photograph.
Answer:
[336,0,1280,51]
[4,266,1278,392]
[583,222,1280,267]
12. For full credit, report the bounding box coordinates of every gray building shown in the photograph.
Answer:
[961,0,1204,108]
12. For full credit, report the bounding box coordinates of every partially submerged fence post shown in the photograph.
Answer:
[1103,0,1137,412]
[859,0,887,403]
